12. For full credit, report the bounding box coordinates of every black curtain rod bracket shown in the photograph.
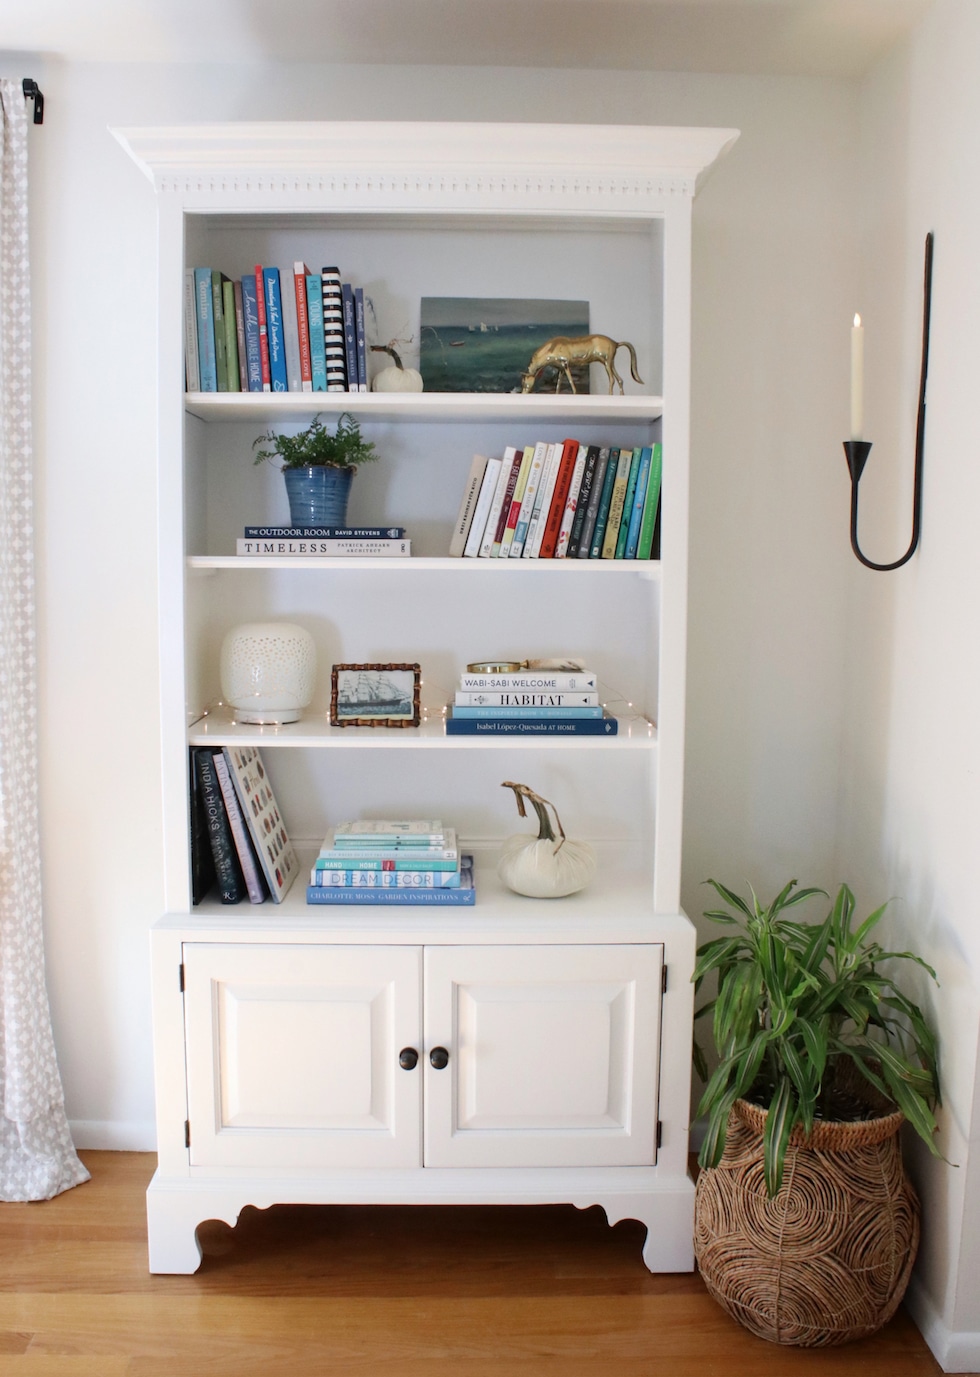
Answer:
[22,79,44,125]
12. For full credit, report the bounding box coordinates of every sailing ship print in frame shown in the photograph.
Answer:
[330,663,421,728]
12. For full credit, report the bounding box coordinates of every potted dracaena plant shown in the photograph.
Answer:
[253,411,378,528]
[692,879,942,1348]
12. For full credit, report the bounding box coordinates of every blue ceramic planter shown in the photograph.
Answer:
[284,465,353,528]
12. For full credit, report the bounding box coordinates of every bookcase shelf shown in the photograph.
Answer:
[117,118,736,1279]
[187,707,657,748]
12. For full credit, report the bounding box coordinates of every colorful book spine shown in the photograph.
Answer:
[279,266,302,391]
[233,280,248,391]
[323,827,457,858]
[525,442,561,558]
[450,704,604,719]
[321,267,346,391]
[310,868,461,888]
[354,287,368,390]
[636,442,663,560]
[211,271,229,392]
[264,267,288,392]
[213,750,266,902]
[539,440,579,559]
[623,446,652,558]
[498,446,534,557]
[195,748,246,902]
[237,538,410,557]
[454,691,599,707]
[445,711,618,736]
[566,447,599,557]
[578,447,610,558]
[602,448,633,558]
[478,448,518,558]
[313,854,460,872]
[221,277,240,393]
[458,671,597,691]
[240,274,263,392]
[554,444,588,558]
[253,265,271,390]
[450,454,490,558]
[615,448,642,559]
[463,457,503,559]
[244,526,406,539]
[223,744,298,903]
[306,274,327,391]
[341,283,357,390]
[183,269,200,392]
[510,441,548,558]
[589,446,620,558]
[306,873,475,906]
[293,262,313,391]
[194,268,217,392]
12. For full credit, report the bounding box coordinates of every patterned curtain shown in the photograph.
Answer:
[0,81,88,1198]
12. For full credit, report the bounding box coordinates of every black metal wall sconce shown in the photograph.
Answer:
[842,231,933,571]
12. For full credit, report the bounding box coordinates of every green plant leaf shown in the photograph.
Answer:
[703,879,753,918]
[763,1076,797,1197]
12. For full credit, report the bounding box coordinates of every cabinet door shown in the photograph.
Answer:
[183,944,422,1169]
[423,944,662,1168]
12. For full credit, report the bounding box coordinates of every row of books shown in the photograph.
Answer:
[235,526,411,557]
[190,745,299,904]
[450,441,662,563]
[444,665,618,736]
[185,264,368,395]
[307,820,475,905]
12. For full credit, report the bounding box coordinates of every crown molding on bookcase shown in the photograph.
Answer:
[111,122,738,211]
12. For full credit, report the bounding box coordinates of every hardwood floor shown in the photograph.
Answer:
[0,1151,957,1376]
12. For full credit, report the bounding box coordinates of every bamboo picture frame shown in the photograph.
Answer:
[330,663,421,728]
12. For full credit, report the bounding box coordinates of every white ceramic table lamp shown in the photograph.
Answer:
[220,622,316,725]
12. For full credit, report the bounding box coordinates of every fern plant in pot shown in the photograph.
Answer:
[253,412,378,528]
[693,879,941,1348]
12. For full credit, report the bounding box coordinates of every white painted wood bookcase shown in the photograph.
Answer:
[115,121,736,1274]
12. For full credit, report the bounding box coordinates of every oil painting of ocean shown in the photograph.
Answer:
[419,297,590,393]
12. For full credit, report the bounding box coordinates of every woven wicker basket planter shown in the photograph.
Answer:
[694,1086,920,1347]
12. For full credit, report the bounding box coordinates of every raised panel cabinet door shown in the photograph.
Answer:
[423,944,663,1168]
[183,943,423,1169]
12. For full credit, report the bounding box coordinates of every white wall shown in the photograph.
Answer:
[843,1,980,1367]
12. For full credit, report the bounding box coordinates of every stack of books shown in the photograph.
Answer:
[450,441,662,562]
[306,820,475,905]
[185,263,368,394]
[236,526,411,557]
[444,666,618,736]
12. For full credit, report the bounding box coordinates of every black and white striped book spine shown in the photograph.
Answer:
[321,266,347,391]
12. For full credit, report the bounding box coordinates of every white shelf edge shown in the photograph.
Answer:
[187,709,658,750]
[184,391,664,425]
[187,554,661,575]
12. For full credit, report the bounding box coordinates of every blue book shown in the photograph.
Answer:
[341,284,357,391]
[240,274,263,391]
[445,710,618,736]
[263,267,288,392]
[244,526,406,539]
[194,268,217,392]
[623,446,653,559]
[615,448,643,559]
[354,286,367,391]
[306,274,327,391]
[310,868,461,888]
[307,858,475,905]
[449,705,603,719]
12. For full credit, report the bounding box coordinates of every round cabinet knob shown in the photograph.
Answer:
[398,1047,419,1070]
[429,1046,450,1070]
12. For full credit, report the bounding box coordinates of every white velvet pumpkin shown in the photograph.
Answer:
[370,344,423,392]
[497,781,596,899]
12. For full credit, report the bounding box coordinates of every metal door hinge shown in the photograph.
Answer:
[662,964,668,994]
[656,1120,663,1150]
[179,963,185,992]
[184,1120,191,1148]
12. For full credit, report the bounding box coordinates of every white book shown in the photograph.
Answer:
[509,441,548,558]
[237,538,410,556]
[463,457,503,558]
[451,454,490,558]
[554,444,589,558]
[334,819,444,841]
[498,446,534,558]
[212,750,266,904]
[455,690,599,707]
[279,268,303,392]
[183,269,200,392]
[526,442,562,558]
[478,448,518,557]
[458,671,598,691]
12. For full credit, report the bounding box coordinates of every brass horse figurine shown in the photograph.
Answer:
[520,334,643,395]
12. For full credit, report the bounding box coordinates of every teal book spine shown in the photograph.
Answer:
[194,268,217,392]
[615,448,643,559]
[623,446,652,558]
[313,855,459,871]
[449,705,603,719]
[264,267,288,392]
[589,447,620,558]
[636,443,663,560]
[306,275,327,390]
